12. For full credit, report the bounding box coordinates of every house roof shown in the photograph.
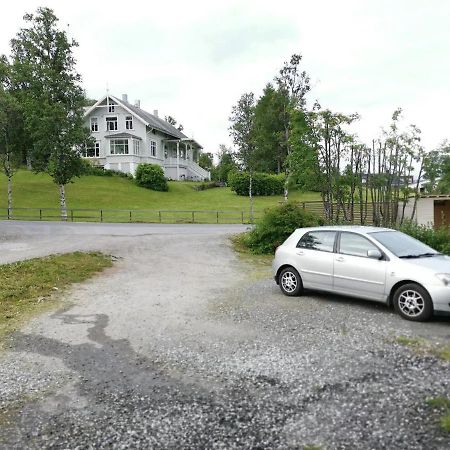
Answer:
[105,132,142,140]
[111,96,188,140]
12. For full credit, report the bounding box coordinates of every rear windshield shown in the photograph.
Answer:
[369,230,437,257]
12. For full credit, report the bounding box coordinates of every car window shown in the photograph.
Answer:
[297,231,336,252]
[339,232,378,257]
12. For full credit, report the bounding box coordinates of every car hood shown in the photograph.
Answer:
[400,254,450,272]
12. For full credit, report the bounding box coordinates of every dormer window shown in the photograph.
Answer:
[90,117,98,132]
[108,103,115,113]
[126,116,133,130]
[106,116,118,131]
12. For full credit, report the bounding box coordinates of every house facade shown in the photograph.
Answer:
[83,94,210,180]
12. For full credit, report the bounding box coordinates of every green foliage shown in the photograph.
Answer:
[397,220,450,255]
[192,181,223,191]
[135,163,168,192]
[245,202,323,254]
[9,6,89,208]
[198,152,214,171]
[253,84,288,173]
[228,171,285,196]
[79,159,133,179]
[211,144,237,182]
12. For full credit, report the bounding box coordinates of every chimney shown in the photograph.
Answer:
[135,99,140,108]
[153,109,158,117]
[122,94,128,103]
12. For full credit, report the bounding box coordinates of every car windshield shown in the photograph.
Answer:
[369,230,440,258]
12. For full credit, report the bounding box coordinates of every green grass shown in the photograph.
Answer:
[0,170,320,222]
[426,397,450,433]
[394,335,450,362]
[0,252,112,345]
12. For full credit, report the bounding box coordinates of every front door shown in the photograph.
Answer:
[333,232,387,301]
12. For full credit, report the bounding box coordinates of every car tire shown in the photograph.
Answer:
[393,283,433,322]
[279,266,303,297]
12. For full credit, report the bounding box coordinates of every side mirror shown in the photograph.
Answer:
[367,249,382,260]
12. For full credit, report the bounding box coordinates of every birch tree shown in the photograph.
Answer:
[229,93,256,223]
[9,7,88,220]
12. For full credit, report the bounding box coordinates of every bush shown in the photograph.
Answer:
[135,163,168,192]
[228,171,285,196]
[80,160,133,179]
[193,181,224,191]
[397,221,450,254]
[245,202,323,254]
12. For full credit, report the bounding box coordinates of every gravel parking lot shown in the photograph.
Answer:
[0,221,449,449]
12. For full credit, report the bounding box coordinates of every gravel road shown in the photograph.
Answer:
[0,221,449,449]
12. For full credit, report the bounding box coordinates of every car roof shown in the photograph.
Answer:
[294,225,394,235]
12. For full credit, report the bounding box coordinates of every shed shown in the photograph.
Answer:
[402,195,450,228]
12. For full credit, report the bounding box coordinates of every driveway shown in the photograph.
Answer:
[0,221,449,449]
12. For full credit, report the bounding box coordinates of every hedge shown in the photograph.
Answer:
[228,171,285,196]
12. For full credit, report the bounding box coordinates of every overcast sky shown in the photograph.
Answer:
[1,0,449,154]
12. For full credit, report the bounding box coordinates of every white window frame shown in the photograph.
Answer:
[106,116,118,131]
[150,140,157,157]
[108,103,115,113]
[126,116,133,130]
[133,139,140,155]
[84,142,100,158]
[110,139,129,155]
[90,117,98,132]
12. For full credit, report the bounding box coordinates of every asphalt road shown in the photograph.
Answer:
[0,221,449,449]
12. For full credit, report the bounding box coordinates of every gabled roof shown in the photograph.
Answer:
[84,94,189,141]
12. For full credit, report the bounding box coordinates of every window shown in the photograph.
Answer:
[126,116,133,130]
[297,231,336,253]
[339,232,378,258]
[133,140,140,155]
[106,117,118,131]
[110,139,129,155]
[108,103,115,113]
[84,142,100,158]
[90,117,98,132]
[150,140,157,157]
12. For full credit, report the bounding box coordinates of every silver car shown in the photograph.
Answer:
[272,226,450,321]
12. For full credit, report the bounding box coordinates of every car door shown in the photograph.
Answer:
[296,230,337,290]
[333,232,387,301]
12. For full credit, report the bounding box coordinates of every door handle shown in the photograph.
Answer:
[296,250,304,256]
[336,256,344,262]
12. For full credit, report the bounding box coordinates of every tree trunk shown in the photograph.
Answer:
[249,170,254,224]
[7,174,12,219]
[59,184,68,221]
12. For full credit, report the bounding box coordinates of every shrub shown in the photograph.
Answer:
[228,171,285,196]
[246,202,323,254]
[397,220,450,254]
[80,160,133,179]
[193,181,224,191]
[135,163,168,192]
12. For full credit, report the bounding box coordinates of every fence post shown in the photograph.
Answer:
[7,208,10,220]
[159,211,162,223]
[100,210,103,222]
[241,211,244,224]
[302,202,306,210]
[192,211,195,223]
[40,209,42,220]
[71,210,74,222]
[216,211,219,224]
[129,211,132,222]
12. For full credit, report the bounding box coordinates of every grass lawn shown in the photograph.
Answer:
[0,170,320,222]
[0,252,112,346]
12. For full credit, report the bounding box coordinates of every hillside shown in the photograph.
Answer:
[0,170,320,222]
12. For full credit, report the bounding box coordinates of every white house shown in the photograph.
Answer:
[83,94,210,180]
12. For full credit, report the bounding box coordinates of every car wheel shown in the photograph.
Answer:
[279,267,303,297]
[393,283,433,322]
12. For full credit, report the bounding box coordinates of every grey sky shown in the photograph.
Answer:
[1,0,449,153]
